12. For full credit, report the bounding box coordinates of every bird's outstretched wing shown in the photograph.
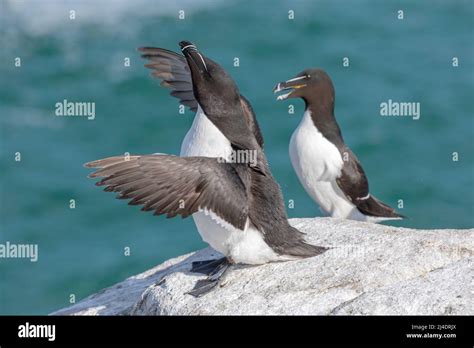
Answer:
[139,47,197,112]
[139,47,264,148]
[85,154,250,229]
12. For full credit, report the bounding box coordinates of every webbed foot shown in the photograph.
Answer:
[190,257,228,275]
[187,258,231,297]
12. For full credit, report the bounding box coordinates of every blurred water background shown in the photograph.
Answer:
[1,0,473,314]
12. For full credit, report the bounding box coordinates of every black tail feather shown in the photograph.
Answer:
[273,226,329,258]
[357,195,406,219]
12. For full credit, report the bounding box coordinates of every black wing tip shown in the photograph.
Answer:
[138,46,183,58]
[304,245,330,257]
[374,208,408,220]
[289,243,329,258]
[357,195,408,220]
[84,161,95,168]
[137,46,161,52]
[137,46,150,51]
[84,161,101,179]
[380,208,408,220]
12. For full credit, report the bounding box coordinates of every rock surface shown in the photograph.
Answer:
[52,218,474,315]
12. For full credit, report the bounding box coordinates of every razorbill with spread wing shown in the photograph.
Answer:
[85,43,327,296]
[137,44,264,277]
[274,69,405,222]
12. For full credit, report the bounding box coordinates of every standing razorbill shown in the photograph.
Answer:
[274,69,405,222]
[85,43,327,296]
[137,44,264,276]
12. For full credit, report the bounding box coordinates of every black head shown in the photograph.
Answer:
[179,41,241,116]
[179,41,258,150]
[273,68,335,108]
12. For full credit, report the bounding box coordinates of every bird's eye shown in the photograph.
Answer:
[306,74,311,78]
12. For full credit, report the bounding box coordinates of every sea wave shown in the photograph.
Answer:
[2,0,224,36]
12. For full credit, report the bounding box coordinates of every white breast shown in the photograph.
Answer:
[289,110,343,182]
[180,105,232,158]
[180,106,281,264]
[289,110,357,218]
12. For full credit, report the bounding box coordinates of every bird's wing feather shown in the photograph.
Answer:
[335,147,369,203]
[85,154,250,229]
[336,148,404,218]
[139,47,197,112]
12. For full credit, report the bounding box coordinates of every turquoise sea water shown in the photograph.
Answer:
[1,0,473,314]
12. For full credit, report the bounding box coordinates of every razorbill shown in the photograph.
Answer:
[274,69,405,222]
[137,44,264,276]
[85,43,327,296]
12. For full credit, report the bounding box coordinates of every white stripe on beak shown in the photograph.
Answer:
[181,44,197,52]
[285,75,307,83]
[182,44,208,72]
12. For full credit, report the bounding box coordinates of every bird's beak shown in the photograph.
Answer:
[273,76,307,100]
[179,40,210,77]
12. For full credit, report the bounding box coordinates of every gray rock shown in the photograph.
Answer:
[52,218,474,315]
